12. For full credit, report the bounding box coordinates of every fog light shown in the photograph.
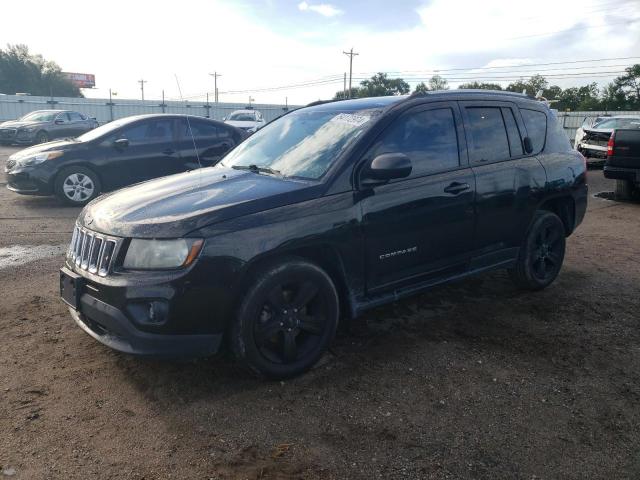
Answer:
[148,301,169,324]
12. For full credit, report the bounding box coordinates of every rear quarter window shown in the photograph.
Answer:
[520,108,547,154]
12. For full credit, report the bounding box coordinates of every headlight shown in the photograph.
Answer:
[123,238,204,270]
[17,150,64,167]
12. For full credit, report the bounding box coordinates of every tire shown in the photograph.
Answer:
[230,258,339,379]
[509,211,566,291]
[35,131,49,144]
[615,179,634,200]
[54,166,101,206]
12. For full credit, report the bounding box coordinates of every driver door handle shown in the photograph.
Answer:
[162,148,176,155]
[444,182,470,194]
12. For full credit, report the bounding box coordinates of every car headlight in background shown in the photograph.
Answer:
[123,238,204,270]
[16,150,64,166]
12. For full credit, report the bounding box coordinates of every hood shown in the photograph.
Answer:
[583,127,613,135]
[79,167,318,238]
[8,139,81,159]
[225,120,259,129]
[0,120,47,129]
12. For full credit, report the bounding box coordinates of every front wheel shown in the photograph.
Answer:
[230,258,339,379]
[35,131,49,144]
[54,166,101,206]
[509,211,566,291]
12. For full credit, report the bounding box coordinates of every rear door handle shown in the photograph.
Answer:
[163,148,176,155]
[444,182,470,194]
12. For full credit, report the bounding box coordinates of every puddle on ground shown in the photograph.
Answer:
[0,244,67,270]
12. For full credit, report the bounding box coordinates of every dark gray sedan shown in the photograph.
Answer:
[0,110,99,145]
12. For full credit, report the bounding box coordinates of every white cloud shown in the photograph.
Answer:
[298,1,343,18]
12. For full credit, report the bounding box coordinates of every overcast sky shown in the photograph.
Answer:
[1,0,639,105]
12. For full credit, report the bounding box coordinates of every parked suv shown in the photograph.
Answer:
[224,109,266,133]
[60,91,587,379]
[0,110,98,145]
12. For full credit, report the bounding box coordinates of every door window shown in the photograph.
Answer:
[68,112,84,122]
[371,107,460,178]
[520,108,547,154]
[55,112,71,123]
[117,119,174,145]
[502,107,523,156]
[465,107,511,163]
[180,119,219,139]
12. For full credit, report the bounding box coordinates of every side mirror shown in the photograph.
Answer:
[361,153,412,187]
[523,137,533,154]
[54,119,65,125]
[113,138,129,149]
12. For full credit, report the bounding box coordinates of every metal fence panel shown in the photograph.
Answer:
[2,94,639,144]
[0,94,297,124]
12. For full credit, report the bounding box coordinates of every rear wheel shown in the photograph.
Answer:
[54,166,101,206]
[35,131,49,144]
[230,258,339,379]
[615,179,634,200]
[509,211,566,291]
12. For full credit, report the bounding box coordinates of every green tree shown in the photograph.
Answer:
[428,74,449,90]
[356,73,410,97]
[0,44,82,97]
[413,82,429,94]
[506,74,548,96]
[601,82,628,111]
[458,81,503,90]
[614,64,640,107]
[333,87,360,100]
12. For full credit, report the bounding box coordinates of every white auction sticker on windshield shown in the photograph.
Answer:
[331,113,370,127]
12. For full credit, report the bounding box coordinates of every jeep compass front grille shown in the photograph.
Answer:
[68,226,120,277]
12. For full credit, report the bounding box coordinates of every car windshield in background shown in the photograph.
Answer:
[76,119,132,142]
[228,113,255,121]
[20,111,57,122]
[595,118,640,129]
[220,109,377,179]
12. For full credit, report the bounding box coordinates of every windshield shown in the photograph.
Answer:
[19,111,57,122]
[220,109,377,179]
[595,118,640,129]
[228,112,256,121]
[76,119,132,142]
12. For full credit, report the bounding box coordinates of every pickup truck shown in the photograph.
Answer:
[604,128,640,199]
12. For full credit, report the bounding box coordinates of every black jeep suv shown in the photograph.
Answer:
[60,91,587,379]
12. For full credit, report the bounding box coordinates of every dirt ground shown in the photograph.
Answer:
[0,144,639,480]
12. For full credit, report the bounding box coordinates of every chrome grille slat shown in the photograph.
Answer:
[67,226,121,277]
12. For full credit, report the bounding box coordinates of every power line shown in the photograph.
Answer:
[174,56,639,100]
[354,56,640,76]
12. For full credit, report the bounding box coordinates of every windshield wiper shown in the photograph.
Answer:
[231,164,282,176]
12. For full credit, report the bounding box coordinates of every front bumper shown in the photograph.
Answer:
[0,129,36,144]
[61,261,230,357]
[69,301,222,357]
[578,144,607,159]
[5,169,52,195]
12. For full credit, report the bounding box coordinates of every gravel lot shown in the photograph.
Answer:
[1,145,639,479]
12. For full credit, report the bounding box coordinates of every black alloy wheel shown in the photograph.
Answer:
[509,211,566,290]
[231,259,339,379]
